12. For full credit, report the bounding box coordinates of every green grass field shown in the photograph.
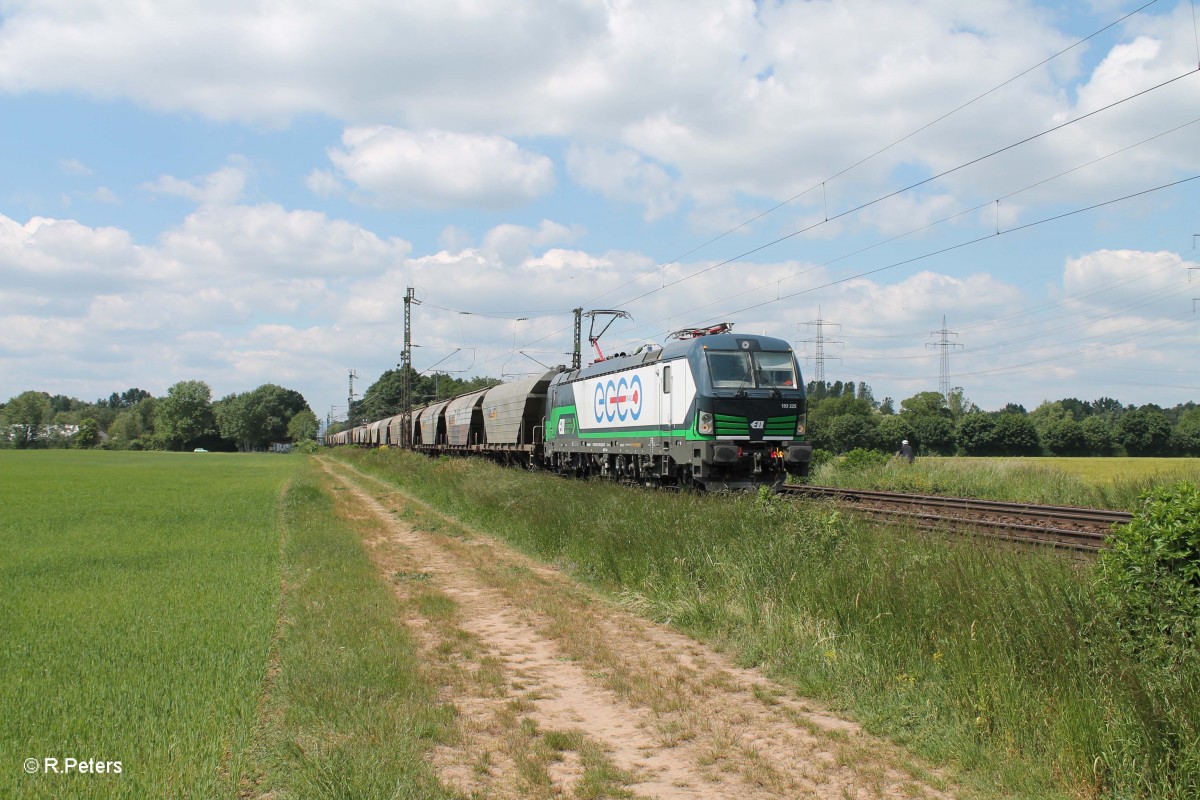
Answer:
[0,451,294,798]
[810,454,1200,510]
[0,451,453,799]
[1012,456,1200,484]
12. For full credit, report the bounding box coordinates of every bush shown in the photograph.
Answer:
[1097,482,1200,662]
[810,448,835,469]
[839,447,889,471]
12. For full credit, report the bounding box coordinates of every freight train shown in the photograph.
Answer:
[326,325,812,490]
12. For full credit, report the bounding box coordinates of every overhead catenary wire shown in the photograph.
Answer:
[583,0,1166,306]
[496,8,1192,355]
[600,164,1199,354]
[402,9,1199,407]
[510,69,1200,359]
[612,67,1200,316]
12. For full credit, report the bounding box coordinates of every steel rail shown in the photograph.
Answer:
[780,484,1129,552]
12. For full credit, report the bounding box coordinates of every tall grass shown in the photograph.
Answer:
[334,448,1199,799]
[809,455,1200,511]
[0,451,295,799]
[244,462,456,799]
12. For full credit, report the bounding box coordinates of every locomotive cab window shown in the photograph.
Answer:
[707,351,753,389]
[755,351,798,388]
[663,365,672,393]
[707,350,798,391]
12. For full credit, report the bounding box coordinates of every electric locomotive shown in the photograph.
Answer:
[542,325,812,489]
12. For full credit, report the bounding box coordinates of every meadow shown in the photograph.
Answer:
[0,451,453,799]
[334,447,1199,800]
[808,453,1200,510]
[0,451,292,798]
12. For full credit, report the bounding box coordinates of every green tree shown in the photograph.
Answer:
[956,412,997,456]
[1172,408,1200,456]
[1041,417,1087,456]
[876,414,913,452]
[215,384,310,451]
[908,414,956,455]
[214,393,255,451]
[1119,407,1172,457]
[3,391,52,448]
[155,381,216,451]
[992,412,1041,456]
[946,387,977,421]
[1060,397,1092,420]
[900,391,951,418]
[808,391,875,451]
[104,387,153,409]
[109,397,159,449]
[898,391,955,455]
[1080,416,1117,456]
[74,417,100,448]
[247,384,308,446]
[287,408,320,442]
[826,414,879,454]
[1092,396,1124,419]
[48,394,77,414]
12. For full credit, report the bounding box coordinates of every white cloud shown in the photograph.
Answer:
[438,225,472,252]
[141,165,247,206]
[3,1,1197,228]
[0,214,148,294]
[158,203,411,278]
[479,220,583,267]
[2,197,1197,413]
[327,127,555,210]
[305,169,343,198]
[59,158,92,176]
[566,145,680,221]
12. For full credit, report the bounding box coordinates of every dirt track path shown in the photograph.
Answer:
[320,459,960,800]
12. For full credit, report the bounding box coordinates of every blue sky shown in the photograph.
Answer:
[1,0,1198,421]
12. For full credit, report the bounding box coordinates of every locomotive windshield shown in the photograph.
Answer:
[755,351,798,389]
[706,350,798,391]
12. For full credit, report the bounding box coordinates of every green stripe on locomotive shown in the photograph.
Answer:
[546,404,703,440]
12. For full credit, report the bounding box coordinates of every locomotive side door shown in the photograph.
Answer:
[658,364,673,440]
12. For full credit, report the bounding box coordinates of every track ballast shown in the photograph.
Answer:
[781,485,1131,552]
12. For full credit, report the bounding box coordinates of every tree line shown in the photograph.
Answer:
[332,369,1198,458]
[808,380,1200,458]
[0,381,320,452]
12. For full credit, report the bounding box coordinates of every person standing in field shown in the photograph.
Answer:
[898,439,915,463]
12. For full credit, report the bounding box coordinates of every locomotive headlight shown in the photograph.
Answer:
[698,411,714,435]
[796,415,807,436]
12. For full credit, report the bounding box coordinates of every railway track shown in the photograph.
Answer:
[780,484,1132,552]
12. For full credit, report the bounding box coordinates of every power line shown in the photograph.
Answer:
[598,116,1200,351]
[399,24,1199,403]
[600,175,1198,353]
[504,15,1196,358]
[583,0,1165,306]
[611,67,1200,318]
